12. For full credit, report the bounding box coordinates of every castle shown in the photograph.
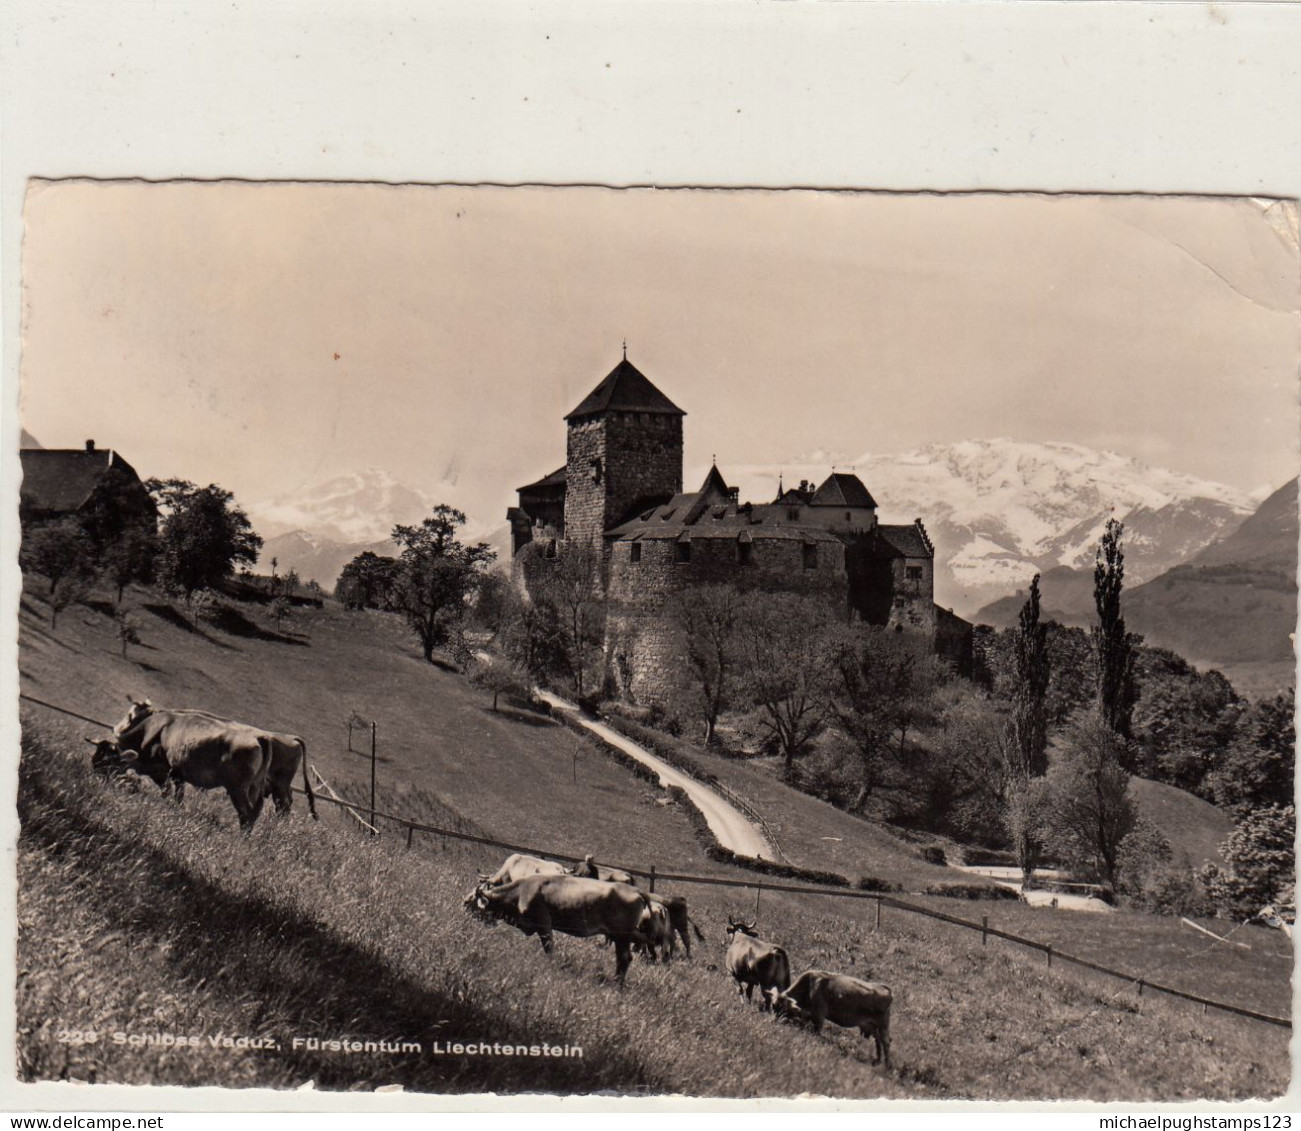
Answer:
[508,355,972,702]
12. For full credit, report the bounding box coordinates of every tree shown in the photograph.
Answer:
[469,656,532,711]
[530,540,605,697]
[734,591,837,779]
[147,479,262,603]
[1204,690,1295,818]
[1200,805,1296,922]
[99,523,159,603]
[1092,518,1139,746]
[1036,711,1138,888]
[1008,574,1051,778]
[392,505,496,664]
[115,609,141,658]
[337,551,403,610]
[1003,574,1052,881]
[20,517,94,604]
[830,625,931,812]
[670,583,744,746]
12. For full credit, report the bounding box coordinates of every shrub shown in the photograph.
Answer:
[856,875,902,893]
[920,845,947,866]
[923,881,1022,901]
[1200,805,1296,922]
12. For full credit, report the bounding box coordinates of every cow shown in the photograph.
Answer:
[480,852,569,887]
[111,700,274,829]
[775,969,893,1067]
[142,705,318,820]
[724,916,791,1011]
[635,898,675,962]
[464,874,655,981]
[568,853,636,886]
[651,893,705,959]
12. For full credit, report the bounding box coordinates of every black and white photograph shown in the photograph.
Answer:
[11,181,1297,1102]
[3,0,1299,1117]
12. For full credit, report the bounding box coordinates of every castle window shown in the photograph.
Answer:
[803,543,818,569]
[905,565,923,582]
[630,543,642,564]
[590,458,602,484]
[787,508,800,521]
[675,541,691,564]
[845,511,852,522]
[736,541,752,565]
[545,539,558,560]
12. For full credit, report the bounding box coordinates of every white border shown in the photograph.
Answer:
[2,0,1298,1117]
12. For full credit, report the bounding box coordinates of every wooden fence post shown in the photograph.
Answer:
[649,865,656,893]
[876,898,882,930]
[406,824,414,850]
[369,721,378,835]
[1046,945,1053,968]
[754,881,762,921]
[982,916,988,946]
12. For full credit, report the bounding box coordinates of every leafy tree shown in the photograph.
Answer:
[1003,575,1052,881]
[829,624,937,812]
[1036,710,1138,888]
[1200,805,1296,922]
[100,523,159,603]
[115,609,141,658]
[469,656,532,711]
[530,540,605,697]
[337,551,403,611]
[392,505,496,664]
[929,690,1013,844]
[670,583,744,746]
[49,571,93,630]
[1205,690,1295,819]
[1092,517,1139,746]
[147,479,262,603]
[20,517,94,603]
[1008,574,1050,778]
[734,591,837,779]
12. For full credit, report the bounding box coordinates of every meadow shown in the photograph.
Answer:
[14,582,1294,1099]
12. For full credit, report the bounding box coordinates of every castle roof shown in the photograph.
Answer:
[811,472,878,510]
[606,469,843,545]
[874,521,934,559]
[517,466,567,493]
[565,358,686,422]
[19,445,148,514]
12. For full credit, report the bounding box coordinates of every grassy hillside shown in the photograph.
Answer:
[16,579,1294,1098]
[1129,777,1235,872]
[18,713,1291,1099]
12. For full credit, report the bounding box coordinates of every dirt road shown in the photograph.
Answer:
[535,691,774,861]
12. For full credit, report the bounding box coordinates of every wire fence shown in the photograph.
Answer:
[20,691,1292,1032]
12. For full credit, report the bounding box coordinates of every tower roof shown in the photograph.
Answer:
[565,357,686,422]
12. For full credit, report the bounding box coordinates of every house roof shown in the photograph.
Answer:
[19,448,146,514]
[874,522,934,559]
[565,358,686,421]
[517,466,567,493]
[811,472,878,510]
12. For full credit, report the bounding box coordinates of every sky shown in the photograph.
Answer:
[18,182,1300,536]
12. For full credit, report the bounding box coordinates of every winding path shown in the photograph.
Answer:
[535,690,774,861]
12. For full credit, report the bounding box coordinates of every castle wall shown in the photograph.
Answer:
[565,413,682,547]
[606,535,848,704]
[886,555,937,636]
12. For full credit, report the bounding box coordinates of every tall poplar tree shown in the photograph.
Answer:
[1092,518,1139,748]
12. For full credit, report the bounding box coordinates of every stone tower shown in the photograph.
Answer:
[563,355,685,547]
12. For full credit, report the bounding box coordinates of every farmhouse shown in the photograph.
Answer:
[19,438,157,539]
[509,355,972,701]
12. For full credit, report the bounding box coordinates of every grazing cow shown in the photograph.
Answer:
[724,916,791,1011]
[647,893,705,959]
[635,899,675,962]
[480,852,569,887]
[151,706,318,820]
[111,700,274,829]
[569,853,636,886]
[775,969,893,1067]
[464,874,655,981]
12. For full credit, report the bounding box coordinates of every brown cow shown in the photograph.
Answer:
[568,853,636,886]
[724,916,791,1011]
[111,700,273,828]
[464,874,655,981]
[776,969,893,1067]
[480,852,569,886]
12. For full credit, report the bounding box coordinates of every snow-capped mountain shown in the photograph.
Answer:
[718,440,1255,615]
[248,468,445,544]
